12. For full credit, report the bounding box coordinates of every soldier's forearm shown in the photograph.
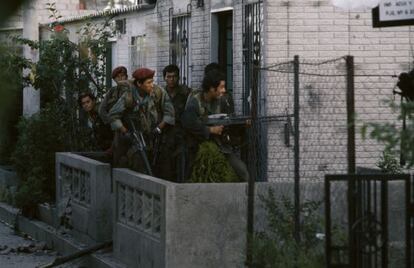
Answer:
[110,119,124,131]
[158,121,166,129]
[162,114,175,126]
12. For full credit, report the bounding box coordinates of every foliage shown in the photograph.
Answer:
[377,149,403,174]
[0,186,14,205]
[250,189,325,268]
[362,101,414,167]
[190,141,239,183]
[0,44,24,163]
[9,4,114,213]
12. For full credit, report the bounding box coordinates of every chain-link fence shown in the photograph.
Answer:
[243,55,353,265]
[244,56,351,183]
[245,55,413,268]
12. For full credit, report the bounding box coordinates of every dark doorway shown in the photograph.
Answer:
[211,10,233,94]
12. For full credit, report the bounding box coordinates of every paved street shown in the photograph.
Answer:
[0,220,56,268]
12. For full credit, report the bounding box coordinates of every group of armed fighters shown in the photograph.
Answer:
[78,63,250,182]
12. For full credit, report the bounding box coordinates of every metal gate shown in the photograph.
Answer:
[325,174,413,268]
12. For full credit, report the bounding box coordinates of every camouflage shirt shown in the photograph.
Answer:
[99,82,126,124]
[181,90,221,140]
[165,84,191,125]
[108,82,175,135]
[87,104,113,150]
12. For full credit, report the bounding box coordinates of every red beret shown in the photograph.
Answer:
[112,66,127,79]
[133,68,155,81]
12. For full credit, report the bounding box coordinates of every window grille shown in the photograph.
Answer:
[243,1,263,114]
[169,7,191,86]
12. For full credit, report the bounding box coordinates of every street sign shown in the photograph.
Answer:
[373,0,414,27]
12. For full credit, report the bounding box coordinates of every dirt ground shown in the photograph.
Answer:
[0,220,87,268]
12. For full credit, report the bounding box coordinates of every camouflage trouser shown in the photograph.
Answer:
[154,127,186,182]
[112,131,152,175]
[112,131,130,168]
[226,152,249,182]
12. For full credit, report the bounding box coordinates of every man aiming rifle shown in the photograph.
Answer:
[182,70,250,181]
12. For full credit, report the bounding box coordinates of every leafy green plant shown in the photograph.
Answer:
[250,189,325,268]
[0,44,26,164]
[190,141,239,183]
[8,4,114,214]
[362,100,414,168]
[377,149,403,174]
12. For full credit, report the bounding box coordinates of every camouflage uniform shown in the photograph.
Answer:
[108,82,175,173]
[220,93,235,115]
[167,84,191,123]
[99,81,129,124]
[182,91,249,181]
[155,84,191,181]
[87,105,113,151]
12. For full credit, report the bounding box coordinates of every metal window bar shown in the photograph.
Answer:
[242,1,267,183]
[243,0,263,115]
[169,6,191,86]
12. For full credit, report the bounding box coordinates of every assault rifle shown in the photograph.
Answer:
[205,113,292,146]
[206,114,250,127]
[205,114,251,147]
[205,113,286,126]
[127,118,153,176]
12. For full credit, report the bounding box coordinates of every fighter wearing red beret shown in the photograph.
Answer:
[99,66,128,124]
[107,67,175,174]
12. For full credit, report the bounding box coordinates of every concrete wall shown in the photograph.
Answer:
[56,152,112,243]
[113,168,247,268]
[112,168,410,267]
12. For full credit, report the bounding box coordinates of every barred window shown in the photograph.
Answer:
[130,35,146,72]
[170,13,191,86]
[243,1,263,114]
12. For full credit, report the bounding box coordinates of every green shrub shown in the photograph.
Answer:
[251,189,325,268]
[377,149,403,174]
[8,6,114,214]
[0,44,24,164]
[362,101,414,168]
[190,141,239,183]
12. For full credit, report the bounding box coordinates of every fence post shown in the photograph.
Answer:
[246,62,259,268]
[346,55,356,174]
[405,176,412,268]
[293,55,300,242]
[325,177,332,267]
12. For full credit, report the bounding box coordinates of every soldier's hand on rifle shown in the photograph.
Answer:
[153,126,162,135]
[209,125,224,135]
[120,125,128,134]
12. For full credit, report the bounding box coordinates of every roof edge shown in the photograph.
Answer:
[39,3,155,27]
